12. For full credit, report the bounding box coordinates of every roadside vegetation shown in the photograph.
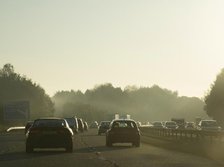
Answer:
[53,84,206,123]
[204,68,224,127]
[1,63,224,128]
[0,64,54,125]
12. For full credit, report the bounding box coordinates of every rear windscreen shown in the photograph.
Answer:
[33,119,66,127]
[112,121,136,128]
[65,118,75,125]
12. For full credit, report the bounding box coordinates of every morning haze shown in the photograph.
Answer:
[1,0,224,98]
[1,1,224,165]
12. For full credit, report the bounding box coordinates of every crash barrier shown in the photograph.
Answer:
[139,127,224,143]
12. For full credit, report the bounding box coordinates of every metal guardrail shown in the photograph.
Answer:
[139,127,224,143]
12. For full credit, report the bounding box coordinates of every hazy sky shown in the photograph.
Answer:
[1,0,224,97]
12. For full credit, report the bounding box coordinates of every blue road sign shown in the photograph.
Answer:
[4,101,30,121]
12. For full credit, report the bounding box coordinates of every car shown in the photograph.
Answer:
[25,121,34,134]
[152,121,164,129]
[164,121,178,129]
[65,117,79,133]
[26,118,74,153]
[90,121,99,128]
[83,121,89,131]
[106,119,140,147]
[185,122,196,129]
[98,121,111,135]
[198,120,221,131]
[171,118,185,129]
[77,118,84,132]
[136,121,142,127]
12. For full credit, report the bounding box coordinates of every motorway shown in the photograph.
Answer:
[0,129,223,167]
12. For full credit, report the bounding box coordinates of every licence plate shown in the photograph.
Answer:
[42,131,57,135]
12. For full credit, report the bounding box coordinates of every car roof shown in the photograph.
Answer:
[35,117,65,121]
[165,121,176,123]
[153,121,162,123]
[112,119,136,122]
[201,120,216,122]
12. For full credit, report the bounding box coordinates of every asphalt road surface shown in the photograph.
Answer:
[0,129,223,167]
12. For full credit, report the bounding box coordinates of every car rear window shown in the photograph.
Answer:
[33,119,66,127]
[112,121,136,128]
[101,122,110,127]
[166,122,176,126]
[201,121,218,127]
[65,118,75,125]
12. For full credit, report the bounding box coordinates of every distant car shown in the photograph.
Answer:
[140,122,152,127]
[106,119,140,147]
[98,121,111,135]
[65,117,79,133]
[152,121,164,129]
[164,121,178,129]
[26,118,73,153]
[83,121,89,131]
[90,121,99,128]
[198,120,221,131]
[25,121,33,134]
[77,118,84,132]
[171,118,185,129]
[185,122,196,129]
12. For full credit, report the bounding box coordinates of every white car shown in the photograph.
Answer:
[164,121,178,129]
[198,120,221,131]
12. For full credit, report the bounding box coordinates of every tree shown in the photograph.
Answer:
[0,63,15,76]
[204,68,224,126]
[53,83,205,122]
[0,63,54,122]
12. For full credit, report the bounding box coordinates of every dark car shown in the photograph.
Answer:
[164,121,178,129]
[26,118,73,153]
[106,119,140,147]
[185,122,196,129]
[83,121,89,131]
[98,121,111,135]
[90,121,99,128]
[77,118,84,132]
[152,121,164,129]
[25,121,34,134]
[65,117,79,133]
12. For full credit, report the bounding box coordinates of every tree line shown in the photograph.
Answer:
[52,84,207,123]
[0,63,224,127]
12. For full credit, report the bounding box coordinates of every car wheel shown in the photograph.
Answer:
[66,144,73,153]
[26,144,33,153]
[134,141,140,147]
[106,139,112,147]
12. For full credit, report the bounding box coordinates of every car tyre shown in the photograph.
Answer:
[66,144,73,153]
[26,144,33,153]
[134,141,140,147]
[106,139,112,147]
